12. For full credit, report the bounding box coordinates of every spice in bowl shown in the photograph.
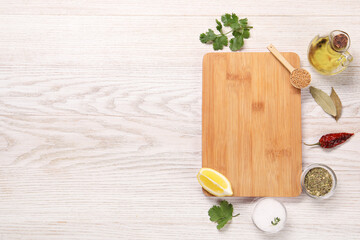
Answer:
[301,164,337,199]
[304,168,332,196]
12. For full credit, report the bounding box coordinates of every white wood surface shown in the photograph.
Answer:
[0,1,359,239]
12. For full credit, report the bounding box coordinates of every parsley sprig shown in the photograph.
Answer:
[208,200,240,230]
[200,13,253,51]
[271,217,281,226]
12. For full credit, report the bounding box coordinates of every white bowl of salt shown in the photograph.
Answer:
[252,198,287,233]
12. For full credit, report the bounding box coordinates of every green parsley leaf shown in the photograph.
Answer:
[216,19,223,33]
[221,13,240,30]
[213,35,228,50]
[243,29,250,39]
[216,217,230,230]
[231,13,239,23]
[229,14,240,30]
[230,36,244,51]
[199,29,217,43]
[239,18,248,27]
[208,200,239,230]
[271,217,281,226]
[221,13,232,26]
[232,30,242,37]
[200,13,252,51]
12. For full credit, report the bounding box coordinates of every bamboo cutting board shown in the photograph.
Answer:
[202,52,302,197]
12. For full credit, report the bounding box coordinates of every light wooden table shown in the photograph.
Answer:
[0,1,359,239]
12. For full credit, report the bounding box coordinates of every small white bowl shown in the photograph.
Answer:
[252,198,287,234]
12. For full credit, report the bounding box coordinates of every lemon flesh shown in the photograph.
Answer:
[197,168,233,197]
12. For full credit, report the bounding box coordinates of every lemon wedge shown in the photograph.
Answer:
[197,168,233,197]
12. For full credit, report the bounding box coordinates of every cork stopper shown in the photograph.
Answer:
[333,34,348,50]
[290,68,311,89]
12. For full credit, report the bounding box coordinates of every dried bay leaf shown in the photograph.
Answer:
[330,87,342,121]
[309,86,336,117]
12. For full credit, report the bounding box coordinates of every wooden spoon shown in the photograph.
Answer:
[267,44,311,89]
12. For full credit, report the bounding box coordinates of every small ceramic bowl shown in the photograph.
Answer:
[301,163,337,199]
[252,198,287,234]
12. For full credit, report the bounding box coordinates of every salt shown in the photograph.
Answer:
[252,198,287,233]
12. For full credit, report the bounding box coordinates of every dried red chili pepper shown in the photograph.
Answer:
[304,132,354,148]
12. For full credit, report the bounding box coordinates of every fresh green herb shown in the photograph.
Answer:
[208,200,240,230]
[271,217,281,226]
[200,13,253,51]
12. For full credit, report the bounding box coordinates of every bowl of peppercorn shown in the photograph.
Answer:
[301,164,337,199]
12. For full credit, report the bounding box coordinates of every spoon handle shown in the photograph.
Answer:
[267,44,295,73]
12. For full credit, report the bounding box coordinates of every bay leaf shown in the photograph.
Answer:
[330,87,342,121]
[309,86,336,117]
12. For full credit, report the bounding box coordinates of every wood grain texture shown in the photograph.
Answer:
[0,0,359,16]
[0,0,359,239]
[202,53,302,197]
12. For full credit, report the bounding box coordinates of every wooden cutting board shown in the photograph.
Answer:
[202,52,302,197]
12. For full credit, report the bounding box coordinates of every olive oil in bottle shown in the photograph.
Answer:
[308,37,346,74]
[307,30,353,75]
